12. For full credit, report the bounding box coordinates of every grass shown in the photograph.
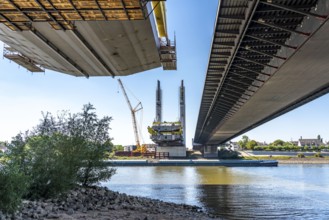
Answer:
[111,156,149,160]
[243,155,292,160]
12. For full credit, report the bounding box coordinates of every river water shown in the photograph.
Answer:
[102,164,329,219]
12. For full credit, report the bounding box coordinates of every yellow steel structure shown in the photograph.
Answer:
[151,1,167,38]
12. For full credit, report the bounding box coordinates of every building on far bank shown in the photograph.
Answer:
[229,142,240,151]
[298,135,323,147]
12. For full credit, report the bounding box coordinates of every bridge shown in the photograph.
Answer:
[194,0,329,157]
[0,0,176,77]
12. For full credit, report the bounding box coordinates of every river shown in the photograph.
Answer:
[102,164,329,219]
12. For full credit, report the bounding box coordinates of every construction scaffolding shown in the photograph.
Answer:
[0,0,148,31]
[159,37,177,70]
[3,45,44,72]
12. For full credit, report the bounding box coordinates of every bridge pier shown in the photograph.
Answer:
[202,145,218,158]
[156,146,186,158]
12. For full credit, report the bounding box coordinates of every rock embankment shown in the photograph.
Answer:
[0,186,219,220]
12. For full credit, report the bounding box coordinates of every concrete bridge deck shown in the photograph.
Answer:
[0,0,176,77]
[194,0,329,147]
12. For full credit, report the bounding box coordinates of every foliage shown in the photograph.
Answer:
[314,152,323,158]
[253,146,263,151]
[4,103,116,200]
[65,104,116,186]
[297,153,305,158]
[113,145,124,152]
[218,148,240,159]
[0,165,29,214]
[238,135,249,149]
[246,140,258,150]
[272,139,285,146]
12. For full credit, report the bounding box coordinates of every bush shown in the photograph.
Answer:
[297,153,305,158]
[24,134,82,199]
[0,165,29,214]
[254,146,263,151]
[6,104,116,199]
[218,148,240,159]
[314,152,323,158]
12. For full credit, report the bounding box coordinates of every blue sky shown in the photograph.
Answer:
[1,0,329,147]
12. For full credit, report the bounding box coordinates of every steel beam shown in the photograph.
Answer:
[34,0,66,30]
[220,15,245,20]
[227,77,260,89]
[120,0,130,20]
[211,52,231,57]
[235,56,278,69]
[252,19,310,36]
[216,29,240,35]
[241,46,286,60]
[260,0,327,20]
[213,42,235,47]
[245,34,297,49]
[221,91,249,102]
[6,0,33,22]
[225,83,256,94]
[68,0,84,20]
[94,0,107,20]
[0,13,21,31]
[232,65,271,77]
[230,71,265,83]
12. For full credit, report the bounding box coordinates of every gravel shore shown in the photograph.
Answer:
[0,186,219,220]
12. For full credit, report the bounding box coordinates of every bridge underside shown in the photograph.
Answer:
[0,0,176,77]
[194,0,329,146]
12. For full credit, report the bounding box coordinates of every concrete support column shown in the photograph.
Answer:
[179,80,185,146]
[203,145,218,158]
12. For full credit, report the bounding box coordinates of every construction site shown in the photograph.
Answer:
[148,80,186,157]
[117,79,186,158]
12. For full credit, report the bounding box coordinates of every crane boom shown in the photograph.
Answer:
[118,79,142,147]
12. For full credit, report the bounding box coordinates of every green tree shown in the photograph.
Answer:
[0,165,29,214]
[113,145,124,152]
[238,135,249,149]
[246,140,258,150]
[72,104,116,186]
[272,139,285,146]
[4,103,116,200]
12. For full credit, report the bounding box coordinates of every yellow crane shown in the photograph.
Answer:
[117,79,145,152]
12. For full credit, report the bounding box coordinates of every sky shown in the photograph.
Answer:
[1,0,329,148]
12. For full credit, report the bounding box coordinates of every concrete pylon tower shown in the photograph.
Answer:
[179,80,186,146]
[156,80,162,122]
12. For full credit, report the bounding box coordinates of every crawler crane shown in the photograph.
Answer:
[118,79,147,153]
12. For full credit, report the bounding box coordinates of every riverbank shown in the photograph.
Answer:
[277,157,329,164]
[107,159,278,167]
[0,186,217,220]
[240,150,329,164]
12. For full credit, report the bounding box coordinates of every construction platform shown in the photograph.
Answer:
[148,80,186,157]
[0,0,176,76]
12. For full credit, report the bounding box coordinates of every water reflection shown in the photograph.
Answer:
[102,165,329,219]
